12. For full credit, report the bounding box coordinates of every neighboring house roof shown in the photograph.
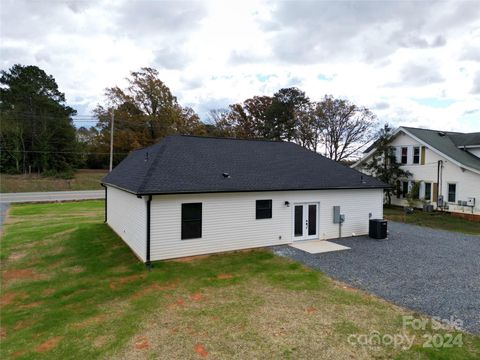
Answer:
[401,127,480,173]
[449,132,480,147]
[355,126,480,174]
[102,135,388,195]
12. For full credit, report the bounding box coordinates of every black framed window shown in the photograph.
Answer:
[413,147,420,164]
[181,203,202,240]
[256,200,272,219]
[424,182,432,201]
[448,184,456,203]
[401,147,408,164]
[402,181,409,198]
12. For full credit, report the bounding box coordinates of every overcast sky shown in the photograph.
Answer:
[1,0,479,132]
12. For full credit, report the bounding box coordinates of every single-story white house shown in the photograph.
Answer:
[101,135,387,263]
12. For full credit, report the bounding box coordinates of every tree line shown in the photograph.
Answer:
[1,64,378,176]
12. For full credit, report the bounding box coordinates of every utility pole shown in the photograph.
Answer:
[109,109,115,172]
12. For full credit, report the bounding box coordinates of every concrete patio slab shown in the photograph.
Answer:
[289,240,350,254]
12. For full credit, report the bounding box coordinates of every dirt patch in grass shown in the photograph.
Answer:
[2,269,41,283]
[0,328,6,339]
[195,343,209,357]
[93,335,110,348]
[109,274,147,289]
[8,251,27,262]
[73,314,110,329]
[42,288,55,297]
[190,292,204,302]
[0,291,28,306]
[14,319,36,330]
[217,273,233,279]
[36,336,63,353]
[130,281,178,300]
[170,254,212,263]
[134,336,150,350]
[62,265,85,274]
[19,301,43,309]
[46,259,65,271]
[11,350,25,359]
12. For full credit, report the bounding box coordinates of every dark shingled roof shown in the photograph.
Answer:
[102,135,388,195]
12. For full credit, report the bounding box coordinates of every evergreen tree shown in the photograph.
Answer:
[362,124,412,205]
[0,64,77,174]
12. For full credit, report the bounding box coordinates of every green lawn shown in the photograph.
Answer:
[1,201,479,359]
[384,206,480,235]
[0,169,107,193]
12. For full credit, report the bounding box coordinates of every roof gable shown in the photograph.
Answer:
[400,127,480,173]
[103,135,387,195]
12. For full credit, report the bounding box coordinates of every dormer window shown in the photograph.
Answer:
[401,147,408,164]
[413,147,420,164]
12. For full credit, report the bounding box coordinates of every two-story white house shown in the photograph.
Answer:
[353,126,480,216]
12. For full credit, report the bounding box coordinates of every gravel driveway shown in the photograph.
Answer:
[272,221,480,334]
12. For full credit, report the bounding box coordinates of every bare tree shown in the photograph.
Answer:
[316,95,376,162]
[295,102,319,151]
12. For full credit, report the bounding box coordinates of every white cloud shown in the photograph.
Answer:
[0,0,479,132]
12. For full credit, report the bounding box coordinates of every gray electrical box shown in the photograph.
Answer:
[333,206,341,224]
[339,214,345,223]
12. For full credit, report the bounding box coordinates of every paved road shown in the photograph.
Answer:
[272,222,480,334]
[0,190,104,203]
[0,203,9,231]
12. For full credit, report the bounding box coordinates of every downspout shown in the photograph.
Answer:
[437,160,443,210]
[101,184,107,223]
[146,195,152,270]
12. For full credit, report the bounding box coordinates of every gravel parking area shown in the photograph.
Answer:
[272,221,480,334]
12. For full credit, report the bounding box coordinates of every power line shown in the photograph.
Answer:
[1,149,130,155]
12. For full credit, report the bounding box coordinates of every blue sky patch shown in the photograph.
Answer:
[317,73,334,81]
[255,74,276,82]
[413,98,456,108]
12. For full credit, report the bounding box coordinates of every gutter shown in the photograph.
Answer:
[146,195,152,269]
[133,185,390,197]
[101,183,107,223]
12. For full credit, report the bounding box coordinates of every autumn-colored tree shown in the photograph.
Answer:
[209,89,311,142]
[93,67,205,165]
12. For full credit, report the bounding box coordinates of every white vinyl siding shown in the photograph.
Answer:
[149,189,383,261]
[106,186,146,261]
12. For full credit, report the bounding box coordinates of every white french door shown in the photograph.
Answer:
[292,203,319,241]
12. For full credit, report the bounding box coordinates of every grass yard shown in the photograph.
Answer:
[0,169,107,193]
[384,206,480,235]
[1,201,479,359]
